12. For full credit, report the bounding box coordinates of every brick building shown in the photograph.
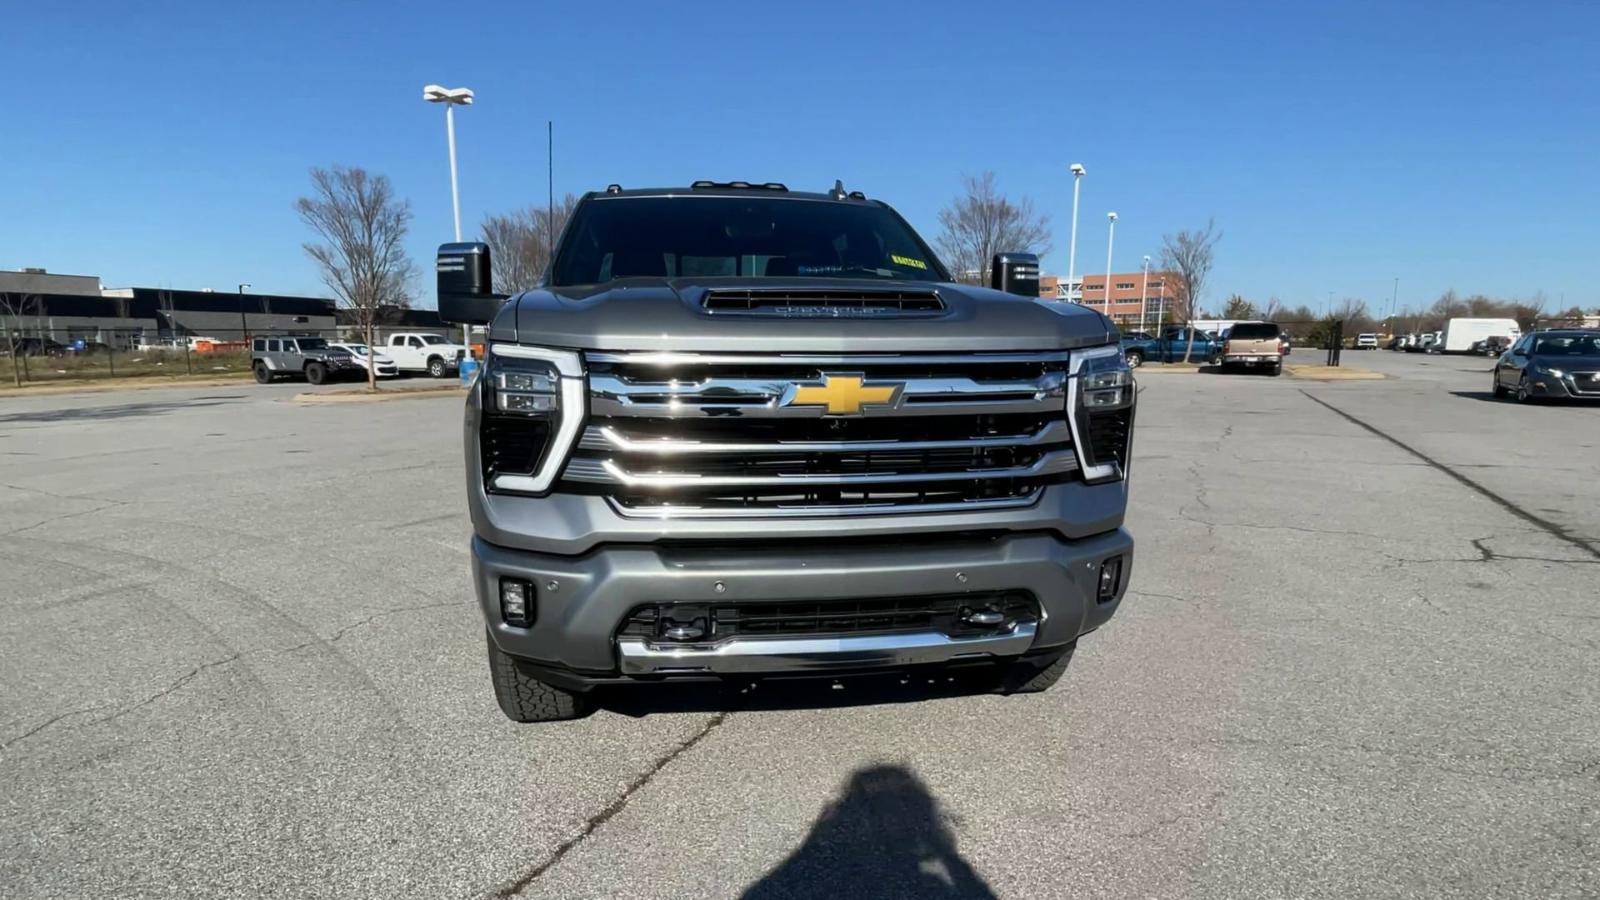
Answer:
[1038,271,1181,328]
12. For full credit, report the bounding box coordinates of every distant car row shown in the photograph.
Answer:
[1388,318,1523,355]
[251,332,469,385]
[1121,322,1287,375]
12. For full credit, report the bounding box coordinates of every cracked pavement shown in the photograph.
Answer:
[2,351,1598,899]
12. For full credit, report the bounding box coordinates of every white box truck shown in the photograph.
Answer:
[1436,318,1521,353]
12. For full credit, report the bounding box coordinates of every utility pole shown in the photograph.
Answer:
[237,283,251,345]
[1104,212,1118,318]
[1067,164,1085,303]
[1138,255,1151,333]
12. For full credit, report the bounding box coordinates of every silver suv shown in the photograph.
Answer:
[251,335,361,385]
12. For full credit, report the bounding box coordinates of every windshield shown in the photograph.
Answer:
[420,335,450,345]
[1229,323,1280,339]
[1534,334,1600,356]
[342,344,369,355]
[550,196,949,286]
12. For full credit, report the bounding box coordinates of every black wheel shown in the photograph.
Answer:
[1269,363,1283,377]
[304,361,328,385]
[486,632,591,722]
[427,356,446,378]
[993,644,1076,695]
[1515,375,1538,404]
[1492,373,1510,399]
[1124,350,1144,369]
[253,363,272,385]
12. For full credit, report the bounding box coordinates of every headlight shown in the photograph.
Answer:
[1535,364,1565,378]
[1069,345,1136,484]
[481,345,585,495]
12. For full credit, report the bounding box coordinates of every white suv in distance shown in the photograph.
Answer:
[1355,333,1379,349]
[329,342,400,377]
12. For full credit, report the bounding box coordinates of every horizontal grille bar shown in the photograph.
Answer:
[586,351,1072,366]
[564,449,1079,488]
[577,419,1071,455]
[602,491,1043,519]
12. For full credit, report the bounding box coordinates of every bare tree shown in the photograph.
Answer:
[1159,219,1221,362]
[296,166,418,390]
[934,172,1052,284]
[0,292,41,386]
[481,194,581,294]
[1262,296,1286,321]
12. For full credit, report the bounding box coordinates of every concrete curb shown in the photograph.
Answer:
[0,375,251,398]
[1131,365,1204,375]
[1286,365,1384,380]
[293,386,467,403]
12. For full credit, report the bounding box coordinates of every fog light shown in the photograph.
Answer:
[500,578,533,627]
[1097,556,1124,603]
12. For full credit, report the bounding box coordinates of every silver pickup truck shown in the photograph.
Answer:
[438,181,1136,721]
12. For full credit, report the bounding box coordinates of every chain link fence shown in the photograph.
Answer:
[1,328,323,385]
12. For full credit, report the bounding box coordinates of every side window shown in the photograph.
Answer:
[283,340,298,353]
[408,337,424,348]
[252,339,265,352]
[267,339,280,352]
[1513,336,1531,354]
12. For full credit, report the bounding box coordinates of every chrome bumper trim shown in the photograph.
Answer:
[616,621,1038,674]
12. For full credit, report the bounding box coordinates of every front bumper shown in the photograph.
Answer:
[473,528,1133,682]
[1531,372,1600,398]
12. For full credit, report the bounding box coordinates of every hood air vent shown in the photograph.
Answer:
[701,288,945,318]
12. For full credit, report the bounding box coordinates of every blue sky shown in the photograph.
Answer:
[5,0,1597,315]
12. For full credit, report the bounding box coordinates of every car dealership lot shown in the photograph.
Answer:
[2,357,1597,899]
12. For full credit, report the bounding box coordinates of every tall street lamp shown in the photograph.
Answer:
[423,84,475,241]
[1066,163,1085,303]
[1138,255,1151,333]
[237,283,251,344]
[1104,212,1118,318]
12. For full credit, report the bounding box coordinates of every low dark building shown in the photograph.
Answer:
[1,269,336,349]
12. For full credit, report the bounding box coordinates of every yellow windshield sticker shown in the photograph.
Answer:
[891,254,928,270]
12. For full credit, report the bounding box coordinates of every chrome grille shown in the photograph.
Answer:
[565,351,1077,517]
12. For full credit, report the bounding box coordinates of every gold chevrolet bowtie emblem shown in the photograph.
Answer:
[788,374,902,416]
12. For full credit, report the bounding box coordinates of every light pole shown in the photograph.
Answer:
[423,84,475,241]
[1138,255,1151,333]
[1391,277,1399,323]
[237,283,251,344]
[1066,163,1085,302]
[1104,212,1117,318]
[1157,280,1166,329]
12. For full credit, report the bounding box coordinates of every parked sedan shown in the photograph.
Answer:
[329,342,400,378]
[1493,330,1600,402]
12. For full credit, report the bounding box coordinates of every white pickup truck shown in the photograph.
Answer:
[382,332,469,377]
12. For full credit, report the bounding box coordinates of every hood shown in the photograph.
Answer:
[494,277,1115,353]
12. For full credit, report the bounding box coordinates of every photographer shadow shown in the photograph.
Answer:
[741,765,998,900]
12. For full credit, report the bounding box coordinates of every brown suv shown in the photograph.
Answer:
[1220,322,1284,375]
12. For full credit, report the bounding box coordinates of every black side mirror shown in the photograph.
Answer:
[437,242,508,325]
[1512,348,1527,357]
[990,252,1040,297]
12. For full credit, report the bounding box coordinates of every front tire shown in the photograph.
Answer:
[994,644,1076,695]
[304,361,328,385]
[486,632,592,722]
[1516,375,1538,404]
[1492,374,1510,398]
[427,356,446,378]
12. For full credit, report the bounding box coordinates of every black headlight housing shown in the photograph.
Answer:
[1070,346,1136,484]
[479,346,584,496]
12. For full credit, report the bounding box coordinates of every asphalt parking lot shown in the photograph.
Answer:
[3,354,1598,899]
